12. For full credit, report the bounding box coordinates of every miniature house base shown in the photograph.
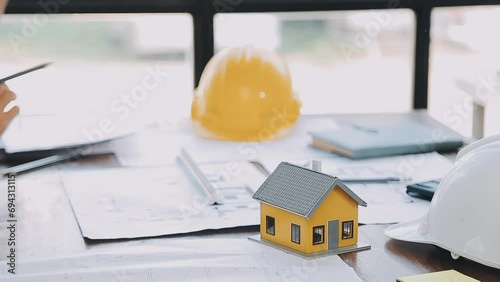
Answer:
[248,235,371,260]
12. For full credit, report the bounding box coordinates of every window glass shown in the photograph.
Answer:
[430,6,500,137]
[291,223,301,244]
[313,225,324,245]
[0,14,194,125]
[215,10,415,115]
[342,220,353,239]
[266,216,275,235]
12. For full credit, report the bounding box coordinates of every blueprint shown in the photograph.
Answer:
[0,238,363,281]
[62,161,266,240]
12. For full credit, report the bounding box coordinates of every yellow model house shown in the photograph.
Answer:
[251,161,370,257]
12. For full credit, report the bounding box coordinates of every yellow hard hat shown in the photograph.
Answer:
[191,46,301,141]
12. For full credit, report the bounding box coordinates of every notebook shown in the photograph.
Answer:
[309,122,464,159]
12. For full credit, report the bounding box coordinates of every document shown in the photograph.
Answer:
[61,160,267,240]
[1,114,136,153]
[0,238,363,281]
[113,115,341,167]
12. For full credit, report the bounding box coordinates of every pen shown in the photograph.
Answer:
[0,62,52,83]
[339,176,412,183]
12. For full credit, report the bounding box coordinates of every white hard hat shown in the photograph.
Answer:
[385,134,500,269]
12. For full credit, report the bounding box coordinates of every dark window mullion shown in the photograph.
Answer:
[413,3,432,109]
[193,1,214,87]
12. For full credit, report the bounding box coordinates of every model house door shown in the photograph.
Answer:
[328,220,339,250]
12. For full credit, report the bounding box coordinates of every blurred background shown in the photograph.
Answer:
[0,6,499,138]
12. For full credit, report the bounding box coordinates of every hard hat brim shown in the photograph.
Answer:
[384,220,432,245]
[385,220,500,269]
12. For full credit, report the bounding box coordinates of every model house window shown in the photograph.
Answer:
[291,224,301,244]
[266,216,275,235]
[312,225,324,245]
[342,221,354,239]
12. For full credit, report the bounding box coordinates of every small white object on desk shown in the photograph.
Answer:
[455,70,500,139]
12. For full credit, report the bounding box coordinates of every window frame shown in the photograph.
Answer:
[342,220,354,239]
[291,223,301,244]
[266,216,275,235]
[7,0,500,110]
[312,225,325,245]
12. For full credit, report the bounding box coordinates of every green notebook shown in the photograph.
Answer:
[309,122,464,159]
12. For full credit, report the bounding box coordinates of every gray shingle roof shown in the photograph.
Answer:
[252,162,367,218]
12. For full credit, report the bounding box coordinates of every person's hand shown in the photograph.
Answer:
[0,83,20,135]
[0,0,8,14]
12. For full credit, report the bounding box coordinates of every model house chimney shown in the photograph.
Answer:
[312,160,322,172]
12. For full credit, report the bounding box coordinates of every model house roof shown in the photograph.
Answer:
[252,162,367,218]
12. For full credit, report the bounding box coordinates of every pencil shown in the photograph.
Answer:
[0,62,52,83]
